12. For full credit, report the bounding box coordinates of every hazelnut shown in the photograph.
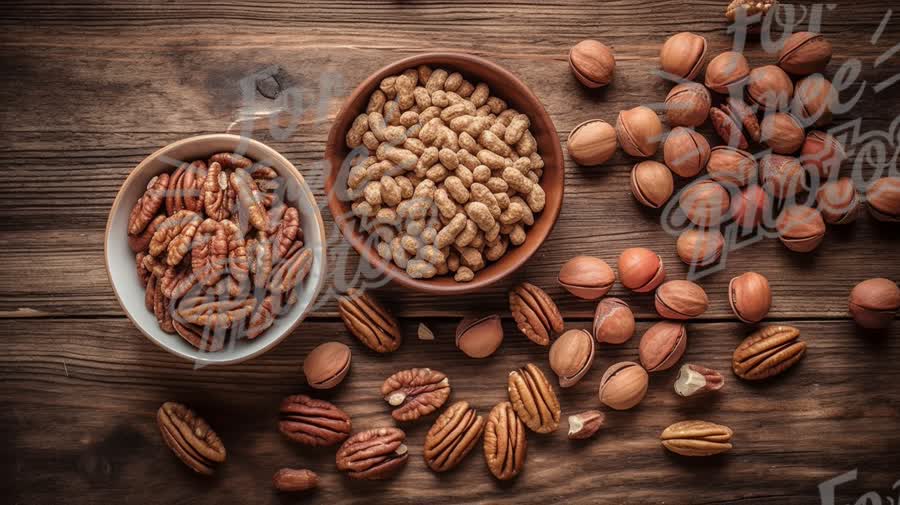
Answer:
[866,176,900,222]
[676,229,725,267]
[639,321,687,372]
[664,127,711,178]
[655,280,709,320]
[618,247,666,293]
[800,131,846,181]
[598,361,648,410]
[659,32,708,80]
[761,154,807,200]
[631,160,674,209]
[729,272,772,323]
[549,329,595,387]
[730,185,771,231]
[616,106,663,157]
[760,112,805,154]
[776,205,826,253]
[673,364,725,397]
[455,314,504,358]
[849,278,900,329]
[558,255,616,300]
[792,74,837,127]
[569,39,616,88]
[303,341,351,390]
[778,32,833,76]
[593,298,635,344]
[817,178,860,225]
[679,180,731,227]
[567,119,617,166]
[747,65,794,110]
[704,51,751,93]
[665,82,711,127]
[706,146,758,187]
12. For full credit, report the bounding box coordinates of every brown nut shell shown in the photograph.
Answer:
[801,131,846,181]
[665,82,711,127]
[424,401,485,472]
[704,51,750,93]
[338,288,402,353]
[706,146,758,187]
[866,176,900,222]
[558,255,616,300]
[709,106,749,150]
[631,160,675,209]
[335,427,409,480]
[760,112,806,154]
[507,363,561,433]
[381,368,451,422]
[849,278,900,329]
[747,65,794,110]
[483,402,527,480]
[731,185,771,231]
[593,297,636,345]
[676,229,725,267]
[616,106,663,157]
[733,325,806,380]
[569,39,616,88]
[679,180,731,227]
[567,410,606,440]
[549,329,595,387]
[654,280,709,320]
[639,321,688,371]
[618,247,666,293]
[567,119,618,166]
[303,341,351,390]
[776,205,825,253]
[792,75,836,128]
[674,364,725,397]
[509,283,565,346]
[761,154,807,200]
[661,420,733,456]
[664,127,711,178]
[456,314,504,358]
[598,361,648,410]
[729,272,772,323]
[778,32,832,75]
[660,32,708,80]
[157,402,226,476]
[817,178,860,225]
[273,468,318,493]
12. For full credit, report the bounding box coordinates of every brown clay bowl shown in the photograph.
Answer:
[324,52,564,295]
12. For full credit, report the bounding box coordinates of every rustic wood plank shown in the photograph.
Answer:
[3,317,899,504]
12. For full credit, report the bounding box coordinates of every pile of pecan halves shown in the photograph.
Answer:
[127,152,312,352]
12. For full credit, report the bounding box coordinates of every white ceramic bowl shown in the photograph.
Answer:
[105,134,327,365]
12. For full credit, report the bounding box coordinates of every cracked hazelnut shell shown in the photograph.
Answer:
[593,298,635,344]
[761,154,807,200]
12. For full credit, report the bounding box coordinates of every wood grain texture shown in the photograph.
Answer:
[2,0,900,504]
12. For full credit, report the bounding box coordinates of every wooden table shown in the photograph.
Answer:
[2,1,899,503]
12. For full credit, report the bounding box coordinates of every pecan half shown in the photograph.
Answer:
[278,394,352,447]
[202,162,233,221]
[152,275,175,334]
[660,420,733,456]
[136,252,150,287]
[128,174,169,235]
[509,283,564,346]
[272,207,300,261]
[246,296,276,339]
[128,214,166,253]
[230,168,269,232]
[176,296,255,330]
[166,160,207,215]
[423,401,485,472]
[268,242,312,298]
[209,152,252,170]
[221,219,250,285]
[149,210,202,266]
[507,363,560,434]
[246,231,273,291]
[157,402,226,475]
[272,468,318,493]
[381,368,450,422]
[733,325,806,380]
[483,402,527,481]
[338,288,402,353]
[335,427,409,480]
[191,218,228,286]
[172,319,226,352]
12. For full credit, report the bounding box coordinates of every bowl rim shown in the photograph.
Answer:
[104,133,328,365]
[324,51,564,295]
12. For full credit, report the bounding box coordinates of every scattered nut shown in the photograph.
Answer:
[593,297,636,345]
[760,112,805,154]
[676,229,725,267]
[706,146,757,187]
[679,180,731,227]
[849,278,900,329]
[631,160,675,209]
[659,32,708,80]
[335,427,409,480]
[732,325,806,380]
[156,402,226,476]
[278,394,351,447]
[664,127,711,178]
[455,314,504,358]
[381,368,450,422]
[303,341,352,390]
[817,178,860,225]
[866,176,900,222]
[665,82,711,127]
[567,410,606,440]
[761,154,807,200]
[483,402,527,480]
[273,468,318,493]
[618,247,666,293]
[729,272,772,324]
[776,205,826,253]
[730,185,771,231]
[704,51,750,94]
[674,364,725,397]
[567,119,618,166]
[508,363,561,433]
[654,280,709,320]
[598,361,649,410]
[792,74,836,127]
[661,420,733,456]
[778,31,832,76]
[423,401,485,472]
[801,131,846,181]
[747,65,794,110]
[549,329,595,387]
[639,321,688,372]
[509,282,565,346]
[569,39,616,88]
[558,255,616,300]
[616,106,663,158]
